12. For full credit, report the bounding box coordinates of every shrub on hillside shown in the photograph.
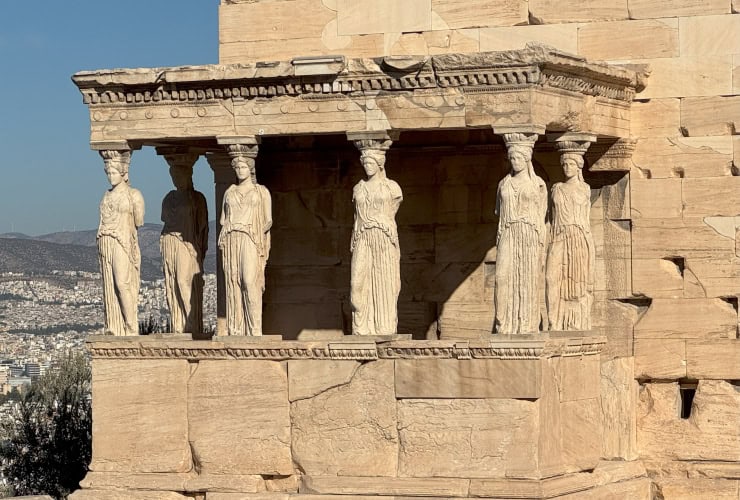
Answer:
[0,352,91,499]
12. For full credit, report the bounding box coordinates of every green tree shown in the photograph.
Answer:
[0,352,91,499]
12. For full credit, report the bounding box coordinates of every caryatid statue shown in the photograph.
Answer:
[159,150,209,335]
[97,150,145,336]
[349,134,403,336]
[546,139,595,331]
[218,143,272,336]
[494,132,547,334]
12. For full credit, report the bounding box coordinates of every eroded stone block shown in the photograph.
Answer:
[288,359,360,401]
[600,357,638,460]
[628,0,729,19]
[90,359,191,473]
[686,339,740,379]
[397,398,538,478]
[291,360,398,476]
[529,0,628,23]
[634,338,687,379]
[682,177,740,217]
[680,14,740,57]
[631,57,733,99]
[632,136,734,178]
[638,380,740,461]
[560,398,601,472]
[578,19,678,60]
[336,0,432,36]
[630,178,682,219]
[395,359,540,399]
[432,0,526,29]
[630,98,681,138]
[479,24,578,54]
[633,298,737,339]
[188,360,292,475]
[681,96,740,137]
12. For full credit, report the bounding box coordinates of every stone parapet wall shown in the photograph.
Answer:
[72,334,651,499]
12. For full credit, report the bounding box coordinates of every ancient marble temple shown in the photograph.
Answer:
[71,1,740,499]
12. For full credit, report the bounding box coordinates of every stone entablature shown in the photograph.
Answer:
[86,333,606,361]
[72,45,645,143]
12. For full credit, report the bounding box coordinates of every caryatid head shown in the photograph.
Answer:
[100,150,131,187]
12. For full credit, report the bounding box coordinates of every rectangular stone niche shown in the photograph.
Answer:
[72,333,649,499]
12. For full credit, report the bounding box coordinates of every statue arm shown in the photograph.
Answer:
[389,180,403,216]
[261,186,273,233]
[132,189,145,228]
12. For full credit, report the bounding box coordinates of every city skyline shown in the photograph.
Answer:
[0,1,219,236]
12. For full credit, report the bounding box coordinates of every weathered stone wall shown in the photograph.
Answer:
[73,335,653,499]
[218,2,740,497]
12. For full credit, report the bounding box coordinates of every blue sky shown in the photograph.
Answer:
[0,1,219,235]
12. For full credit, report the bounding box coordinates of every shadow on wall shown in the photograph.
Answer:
[255,130,625,340]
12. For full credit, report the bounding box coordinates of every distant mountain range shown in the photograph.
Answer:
[0,222,218,280]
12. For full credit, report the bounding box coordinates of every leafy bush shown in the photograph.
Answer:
[0,352,91,499]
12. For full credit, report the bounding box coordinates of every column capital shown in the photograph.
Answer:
[347,130,398,152]
[90,140,140,152]
[547,132,596,156]
[492,124,545,137]
[216,135,261,146]
[155,146,200,170]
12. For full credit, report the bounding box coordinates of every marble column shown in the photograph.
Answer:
[213,136,272,336]
[546,133,596,331]
[346,131,403,336]
[156,147,208,337]
[93,141,144,336]
[492,126,547,334]
[206,151,236,337]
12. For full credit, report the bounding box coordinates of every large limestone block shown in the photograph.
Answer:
[680,96,740,137]
[435,224,497,263]
[628,0,730,18]
[631,259,683,298]
[633,298,738,339]
[91,359,191,473]
[632,136,734,178]
[397,398,538,478]
[188,360,292,475]
[401,262,485,304]
[70,492,188,500]
[657,479,739,499]
[336,0,432,36]
[630,178,682,219]
[529,0,628,23]
[559,356,600,402]
[578,19,678,60]
[684,257,740,298]
[734,55,740,93]
[390,29,479,56]
[479,24,578,54]
[560,398,601,472]
[683,177,740,217]
[395,359,540,399]
[219,1,334,43]
[561,478,652,499]
[629,56,733,99]
[632,217,736,260]
[291,360,399,476]
[638,380,740,461]
[686,339,740,379]
[634,338,687,379]
[600,357,638,460]
[300,476,470,496]
[680,14,740,56]
[270,228,341,266]
[538,358,563,476]
[431,0,527,29]
[591,294,639,359]
[288,359,360,401]
[630,99,681,138]
[438,302,494,338]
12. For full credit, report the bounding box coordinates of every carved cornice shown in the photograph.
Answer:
[73,46,644,107]
[87,335,606,360]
